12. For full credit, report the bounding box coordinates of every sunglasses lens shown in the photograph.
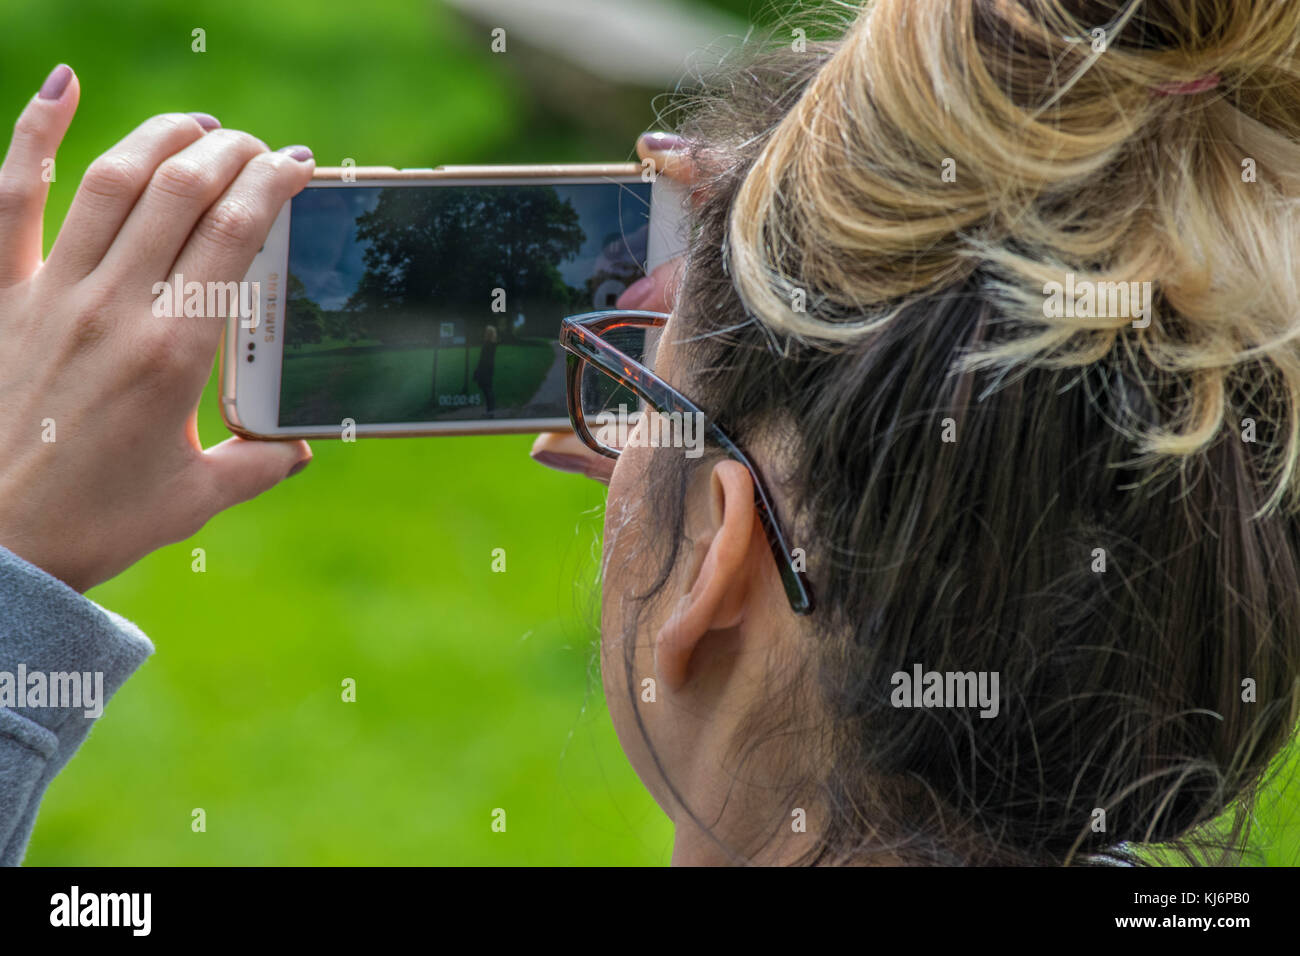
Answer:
[579,323,662,454]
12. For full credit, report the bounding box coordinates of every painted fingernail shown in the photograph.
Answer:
[278,145,313,162]
[617,275,655,309]
[38,64,73,101]
[189,112,221,131]
[287,457,312,478]
[530,451,591,475]
[642,131,685,152]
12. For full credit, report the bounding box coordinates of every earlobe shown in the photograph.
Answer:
[654,460,757,691]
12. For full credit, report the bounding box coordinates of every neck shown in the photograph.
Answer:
[668,809,822,866]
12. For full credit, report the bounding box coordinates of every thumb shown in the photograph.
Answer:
[201,437,311,512]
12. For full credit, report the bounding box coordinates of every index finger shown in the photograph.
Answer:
[530,432,614,485]
[0,64,79,287]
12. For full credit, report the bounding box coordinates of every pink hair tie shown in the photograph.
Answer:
[1152,74,1221,96]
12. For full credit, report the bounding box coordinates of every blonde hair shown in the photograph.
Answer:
[728,0,1300,509]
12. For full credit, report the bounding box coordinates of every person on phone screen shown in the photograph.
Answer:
[473,324,498,418]
[5,0,1300,868]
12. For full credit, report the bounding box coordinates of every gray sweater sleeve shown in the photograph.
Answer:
[0,545,153,865]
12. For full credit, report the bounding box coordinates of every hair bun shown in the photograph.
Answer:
[726,0,1300,508]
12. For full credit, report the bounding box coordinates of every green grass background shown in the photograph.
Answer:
[280,340,556,425]
[2,0,1297,865]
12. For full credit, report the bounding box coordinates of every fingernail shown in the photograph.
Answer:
[642,131,685,152]
[531,451,591,475]
[287,457,311,478]
[38,64,73,101]
[278,145,313,162]
[189,112,221,131]
[617,275,655,309]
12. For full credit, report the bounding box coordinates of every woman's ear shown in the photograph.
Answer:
[655,459,759,691]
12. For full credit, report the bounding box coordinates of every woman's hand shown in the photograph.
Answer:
[531,131,697,483]
[0,65,315,592]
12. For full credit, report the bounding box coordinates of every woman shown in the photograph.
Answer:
[473,324,498,417]
[4,0,1300,866]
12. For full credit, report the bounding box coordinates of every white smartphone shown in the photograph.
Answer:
[220,164,689,439]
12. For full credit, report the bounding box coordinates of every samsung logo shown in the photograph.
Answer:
[263,272,278,343]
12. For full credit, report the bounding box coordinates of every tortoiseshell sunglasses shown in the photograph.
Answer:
[559,309,813,616]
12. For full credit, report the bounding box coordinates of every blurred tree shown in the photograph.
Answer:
[285,273,325,347]
[344,185,585,396]
[346,187,584,321]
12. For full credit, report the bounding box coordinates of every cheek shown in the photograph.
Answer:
[598,446,675,809]
[600,439,652,612]
[600,448,646,693]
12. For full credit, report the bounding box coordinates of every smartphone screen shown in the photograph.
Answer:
[277,180,652,427]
